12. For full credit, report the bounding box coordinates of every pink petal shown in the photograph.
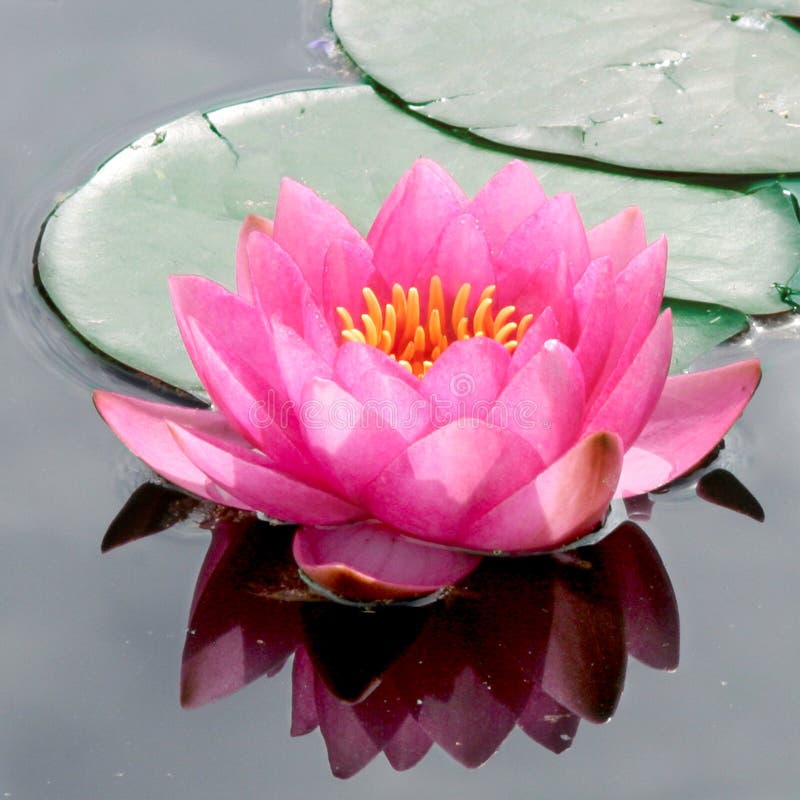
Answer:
[497,250,576,346]
[245,230,310,333]
[334,341,420,394]
[167,422,363,525]
[364,422,544,545]
[169,275,305,456]
[268,318,333,407]
[416,213,495,309]
[293,522,481,601]
[334,343,428,435]
[464,432,624,552]
[617,359,761,497]
[347,370,430,444]
[272,177,365,299]
[466,160,547,255]
[169,274,263,389]
[587,207,647,276]
[298,378,415,496]
[420,337,510,424]
[184,319,314,479]
[93,390,253,509]
[507,306,560,378]
[584,309,673,449]
[244,231,338,361]
[492,340,585,464]
[367,159,466,288]
[235,214,273,302]
[496,193,590,296]
[572,257,616,396]
[589,237,667,411]
[322,238,379,332]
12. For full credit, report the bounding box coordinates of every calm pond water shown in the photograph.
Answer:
[2,1,799,797]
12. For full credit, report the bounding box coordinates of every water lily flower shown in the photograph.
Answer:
[94,159,760,599]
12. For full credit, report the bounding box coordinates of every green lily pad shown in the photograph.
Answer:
[664,300,749,373]
[37,85,797,396]
[332,0,800,173]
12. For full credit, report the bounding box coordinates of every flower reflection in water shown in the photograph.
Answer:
[107,484,683,777]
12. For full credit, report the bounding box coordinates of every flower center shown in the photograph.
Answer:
[336,275,533,377]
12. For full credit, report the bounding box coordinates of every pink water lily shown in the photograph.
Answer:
[94,159,760,599]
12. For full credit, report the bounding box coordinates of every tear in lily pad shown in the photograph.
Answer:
[332,0,800,173]
[37,85,797,395]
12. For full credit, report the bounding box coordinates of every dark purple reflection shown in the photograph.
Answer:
[170,510,678,778]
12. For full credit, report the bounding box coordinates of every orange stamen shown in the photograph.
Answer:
[337,276,533,376]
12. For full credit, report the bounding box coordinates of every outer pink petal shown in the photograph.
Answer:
[367,159,466,288]
[269,319,334,407]
[93,390,253,509]
[584,309,673,449]
[419,337,510,424]
[292,522,481,601]
[587,207,647,276]
[272,177,365,299]
[246,230,330,355]
[496,193,590,295]
[235,214,273,302]
[364,422,544,545]
[466,159,547,255]
[244,232,338,361]
[322,238,379,332]
[572,257,616,396]
[617,359,761,497]
[169,275,305,457]
[246,231,307,331]
[493,340,585,464]
[416,213,494,309]
[589,237,667,411]
[167,422,363,525]
[298,378,414,496]
[184,319,314,479]
[464,432,624,552]
[169,275,266,387]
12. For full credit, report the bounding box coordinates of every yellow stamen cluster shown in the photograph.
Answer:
[337,275,533,377]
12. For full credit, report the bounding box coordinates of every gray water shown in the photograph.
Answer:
[2,1,799,797]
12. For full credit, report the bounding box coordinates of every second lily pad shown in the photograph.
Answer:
[332,0,800,173]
